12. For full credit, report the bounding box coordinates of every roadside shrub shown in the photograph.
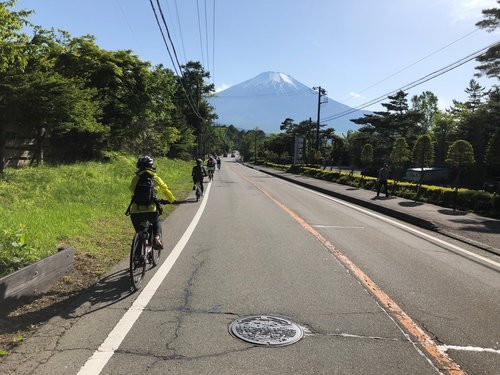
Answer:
[0,225,40,277]
[264,161,498,217]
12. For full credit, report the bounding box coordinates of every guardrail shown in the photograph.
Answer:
[0,247,74,310]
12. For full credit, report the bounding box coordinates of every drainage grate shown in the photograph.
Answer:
[229,315,304,346]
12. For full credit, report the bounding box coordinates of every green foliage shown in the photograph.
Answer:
[390,137,410,175]
[0,156,193,276]
[0,1,31,75]
[0,225,39,277]
[475,1,500,79]
[411,91,439,132]
[446,140,475,167]
[485,128,500,172]
[360,144,373,167]
[412,134,434,168]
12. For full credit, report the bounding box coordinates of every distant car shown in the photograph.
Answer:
[231,153,235,157]
[223,152,227,157]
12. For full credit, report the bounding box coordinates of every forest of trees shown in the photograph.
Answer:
[0,0,247,173]
[1,0,499,190]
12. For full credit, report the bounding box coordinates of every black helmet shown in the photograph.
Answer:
[137,155,154,169]
[196,158,202,165]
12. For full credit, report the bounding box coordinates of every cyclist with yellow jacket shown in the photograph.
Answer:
[128,156,176,250]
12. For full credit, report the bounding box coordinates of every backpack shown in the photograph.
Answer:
[132,172,155,206]
[207,159,215,167]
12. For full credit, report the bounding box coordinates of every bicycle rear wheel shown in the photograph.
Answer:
[196,183,201,201]
[150,231,161,267]
[130,234,146,291]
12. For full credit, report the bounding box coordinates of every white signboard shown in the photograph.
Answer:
[294,136,305,164]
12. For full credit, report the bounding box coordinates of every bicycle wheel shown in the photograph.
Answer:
[196,183,201,201]
[130,234,146,291]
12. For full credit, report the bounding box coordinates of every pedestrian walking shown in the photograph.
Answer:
[377,163,390,198]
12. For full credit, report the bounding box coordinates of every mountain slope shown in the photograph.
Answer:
[208,72,370,134]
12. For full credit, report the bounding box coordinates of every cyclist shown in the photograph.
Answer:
[128,156,176,250]
[192,158,207,195]
[207,156,216,180]
[216,156,221,170]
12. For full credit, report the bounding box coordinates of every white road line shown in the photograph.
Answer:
[439,345,500,355]
[77,183,212,375]
[292,184,500,269]
[312,225,364,229]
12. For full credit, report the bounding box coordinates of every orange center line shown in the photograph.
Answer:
[238,169,466,375]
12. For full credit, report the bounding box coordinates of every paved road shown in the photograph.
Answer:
[3,160,499,374]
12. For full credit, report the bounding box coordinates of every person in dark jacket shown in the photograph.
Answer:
[377,163,390,198]
[192,159,207,195]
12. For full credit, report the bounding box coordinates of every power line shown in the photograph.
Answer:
[149,0,180,76]
[204,0,210,74]
[149,0,204,120]
[212,0,216,85]
[173,0,187,63]
[196,0,206,68]
[115,0,142,51]
[321,42,499,123]
[347,29,481,99]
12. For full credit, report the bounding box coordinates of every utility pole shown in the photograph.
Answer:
[313,86,327,152]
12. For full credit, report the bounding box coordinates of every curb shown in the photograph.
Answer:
[244,163,500,256]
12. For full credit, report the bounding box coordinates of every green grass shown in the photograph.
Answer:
[0,155,193,277]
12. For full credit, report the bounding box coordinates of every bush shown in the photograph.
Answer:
[0,225,39,277]
[263,160,499,217]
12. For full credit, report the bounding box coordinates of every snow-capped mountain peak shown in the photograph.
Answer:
[208,71,370,134]
[217,71,312,97]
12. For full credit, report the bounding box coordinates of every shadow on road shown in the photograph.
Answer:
[399,201,424,207]
[0,268,133,339]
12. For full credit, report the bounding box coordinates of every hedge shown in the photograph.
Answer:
[263,163,500,217]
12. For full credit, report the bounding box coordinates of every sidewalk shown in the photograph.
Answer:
[245,163,500,256]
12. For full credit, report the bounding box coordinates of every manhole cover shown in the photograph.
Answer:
[229,315,304,346]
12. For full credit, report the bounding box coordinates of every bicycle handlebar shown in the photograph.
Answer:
[156,199,171,205]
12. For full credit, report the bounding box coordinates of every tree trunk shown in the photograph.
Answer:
[35,127,46,166]
[452,167,463,212]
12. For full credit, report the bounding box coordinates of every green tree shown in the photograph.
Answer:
[360,144,374,169]
[330,134,344,171]
[411,91,439,132]
[446,140,475,185]
[412,134,434,195]
[446,140,476,209]
[173,61,215,158]
[485,128,500,175]
[431,112,457,165]
[8,71,103,164]
[464,79,486,112]
[0,0,32,173]
[240,128,265,162]
[390,137,410,181]
[475,0,500,79]
[351,91,423,162]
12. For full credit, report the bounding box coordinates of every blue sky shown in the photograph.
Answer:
[16,0,500,120]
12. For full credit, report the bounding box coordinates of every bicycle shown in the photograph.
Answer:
[195,180,203,201]
[129,199,169,291]
[207,166,215,181]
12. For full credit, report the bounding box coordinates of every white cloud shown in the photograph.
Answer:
[215,83,231,93]
[447,0,497,23]
[350,92,363,99]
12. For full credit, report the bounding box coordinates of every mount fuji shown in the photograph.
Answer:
[207,71,370,134]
